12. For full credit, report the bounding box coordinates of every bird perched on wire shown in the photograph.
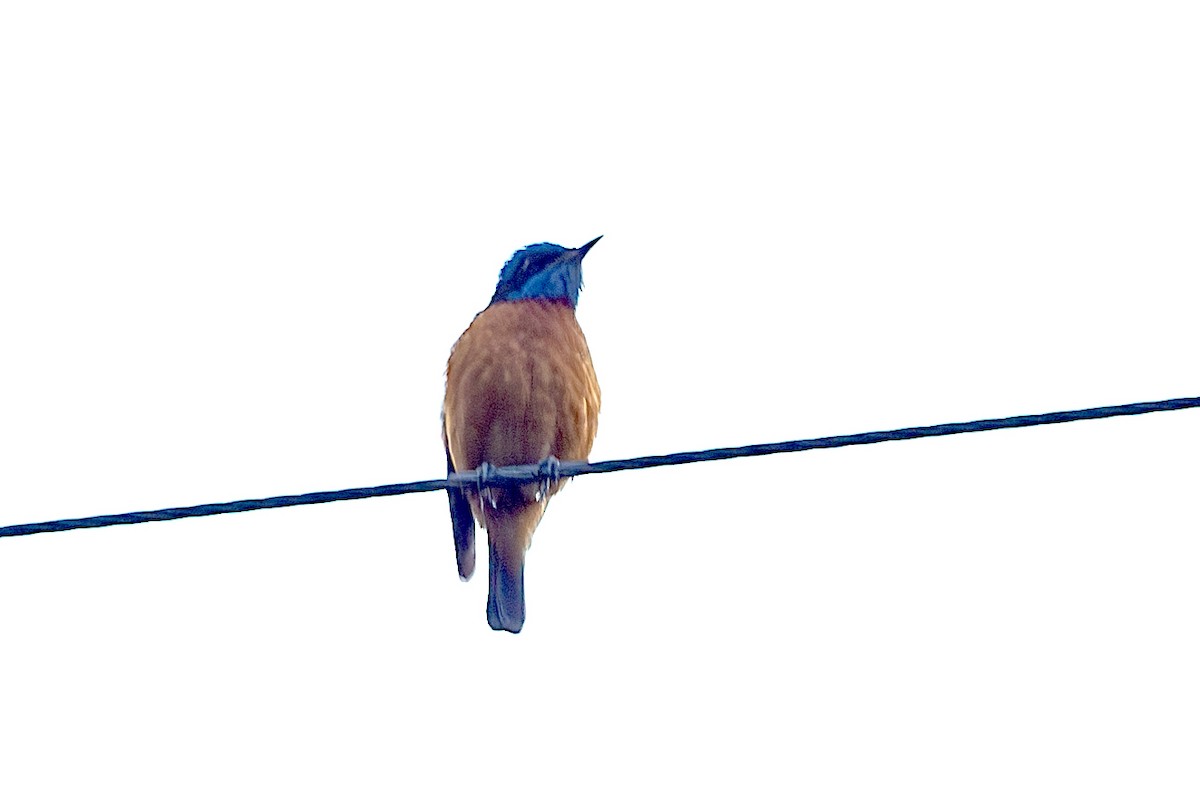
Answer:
[442,237,603,633]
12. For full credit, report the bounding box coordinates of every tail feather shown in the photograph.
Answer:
[485,503,543,634]
[486,539,525,633]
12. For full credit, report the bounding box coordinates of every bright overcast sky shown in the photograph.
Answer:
[2,2,1197,798]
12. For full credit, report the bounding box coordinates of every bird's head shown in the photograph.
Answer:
[489,236,602,308]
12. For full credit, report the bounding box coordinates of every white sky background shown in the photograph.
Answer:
[1,2,1197,797]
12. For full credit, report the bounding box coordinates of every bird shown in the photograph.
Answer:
[442,237,602,633]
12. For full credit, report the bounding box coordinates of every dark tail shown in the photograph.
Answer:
[486,509,536,634]
[445,446,476,580]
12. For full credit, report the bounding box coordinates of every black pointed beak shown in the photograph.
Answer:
[576,235,603,258]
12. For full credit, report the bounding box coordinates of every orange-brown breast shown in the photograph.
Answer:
[443,299,600,501]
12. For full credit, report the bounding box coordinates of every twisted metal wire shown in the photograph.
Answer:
[2,396,1196,539]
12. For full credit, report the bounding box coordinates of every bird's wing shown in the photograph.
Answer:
[445,441,477,581]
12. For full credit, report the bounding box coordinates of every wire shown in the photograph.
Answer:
[2,396,1197,539]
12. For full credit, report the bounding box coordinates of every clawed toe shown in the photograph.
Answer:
[535,456,561,502]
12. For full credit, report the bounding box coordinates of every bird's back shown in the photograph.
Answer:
[444,298,600,501]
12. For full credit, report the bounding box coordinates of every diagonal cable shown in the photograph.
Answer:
[2,396,1197,539]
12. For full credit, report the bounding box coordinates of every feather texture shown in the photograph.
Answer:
[443,298,600,632]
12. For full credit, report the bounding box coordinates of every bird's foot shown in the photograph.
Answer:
[476,462,498,510]
[534,456,561,503]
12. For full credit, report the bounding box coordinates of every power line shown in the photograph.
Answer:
[1,396,1197,539]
